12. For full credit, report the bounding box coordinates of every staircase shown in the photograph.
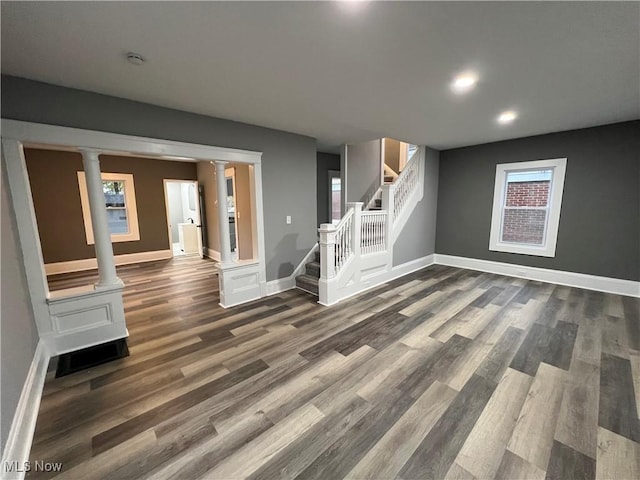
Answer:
[308,144,424,306]
[295,251,320,295]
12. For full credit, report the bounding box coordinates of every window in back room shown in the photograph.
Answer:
[489,158,567,257]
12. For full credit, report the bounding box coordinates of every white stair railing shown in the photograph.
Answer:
[392,149,420,222]
[318,206,355,280]
[318,145,424,306]
[361,210,387,254]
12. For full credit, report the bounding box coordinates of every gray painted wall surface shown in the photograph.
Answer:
[436,121,640,281]
[1,155,40,452]
[393,147,439,266]
[1,75,317,281]
[316,152,340,226]
[346,139,381,204]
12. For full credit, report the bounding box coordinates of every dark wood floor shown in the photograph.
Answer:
[30,255,639,479]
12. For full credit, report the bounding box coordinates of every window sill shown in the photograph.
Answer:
[489,242,556,258]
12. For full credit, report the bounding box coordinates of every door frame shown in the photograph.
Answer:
[162,179,203,258]
[224,166,239,255]
[327,169,341,224]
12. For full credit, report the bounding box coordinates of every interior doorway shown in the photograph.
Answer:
[225,167,239,261]
[328,170,342,224]
[163,180,204,258]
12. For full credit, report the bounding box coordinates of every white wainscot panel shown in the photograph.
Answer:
[218,261,262,308]
[46,285,127,355]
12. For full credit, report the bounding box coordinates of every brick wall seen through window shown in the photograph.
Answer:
[501,174,551,245]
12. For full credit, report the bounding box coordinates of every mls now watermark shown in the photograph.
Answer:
[3,460,63,473]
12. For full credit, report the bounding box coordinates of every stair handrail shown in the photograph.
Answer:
[318,206,355,280]
[392,147,421,222]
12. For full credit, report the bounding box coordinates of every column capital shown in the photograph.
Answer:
[78,148,102,162]
[214,160,229,167]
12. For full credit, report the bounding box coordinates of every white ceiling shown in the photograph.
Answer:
[1,1,638,151]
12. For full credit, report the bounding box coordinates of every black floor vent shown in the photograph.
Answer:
[55,338,129,378]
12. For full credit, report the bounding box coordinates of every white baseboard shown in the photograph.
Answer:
[319,254,436,306]
[434,254,640,298]
[1,341,49,480]
[264,276,295,296]
[44,249,173,276]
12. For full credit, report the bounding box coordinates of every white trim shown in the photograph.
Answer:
[319,254,435,306]
[489,157,567,257]
[1,119,262,164]
[434,254,640,298]
[217,261,262,308]
[1,140,53,337]
[204,247,221,262]
[265,276,296,296]
[1,341,49,480]
[77,171,140,244]
[44,249,172,276]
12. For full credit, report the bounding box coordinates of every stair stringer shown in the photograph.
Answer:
[318,250,390,306]
[391,147,425,243]
[291,242,319,279]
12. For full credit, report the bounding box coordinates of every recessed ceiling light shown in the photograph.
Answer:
[497,110,518,124]
[126,52,145,66]
[451,72,478,93]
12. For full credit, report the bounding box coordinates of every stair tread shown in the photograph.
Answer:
[296,273,319,284]
[295,273,319,296]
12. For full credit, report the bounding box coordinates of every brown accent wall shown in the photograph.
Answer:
[234,164,255,260]
[384,138,401,174]
[196,161,220,254]
[24,148,197,264]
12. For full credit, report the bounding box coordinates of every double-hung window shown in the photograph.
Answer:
[489,158,567,257]
[77,172,140,244]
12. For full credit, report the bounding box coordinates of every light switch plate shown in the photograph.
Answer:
[286,215,292,224]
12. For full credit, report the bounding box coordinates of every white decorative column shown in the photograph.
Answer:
[318,223,337,281]
[381,184,394,251]
[317,222,337,306]
[214,160,232,264]
[79,149,121,288]
[346,202,364,259]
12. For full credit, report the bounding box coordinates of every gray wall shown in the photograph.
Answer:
[1,155,40,452]
[1,75,317,281]
[436,121,640,281]
[346,139,381,204]
[393,147,439,265]
[316,152,340,226]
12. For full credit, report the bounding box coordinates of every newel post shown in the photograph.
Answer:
[381,185,394,247]
[318,223,337,280]
[346,202,363,259]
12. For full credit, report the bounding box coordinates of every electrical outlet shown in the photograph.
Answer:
[286,215,292,225]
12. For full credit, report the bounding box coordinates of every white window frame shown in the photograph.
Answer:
[489,158,567,257]
[77,171,140,244]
